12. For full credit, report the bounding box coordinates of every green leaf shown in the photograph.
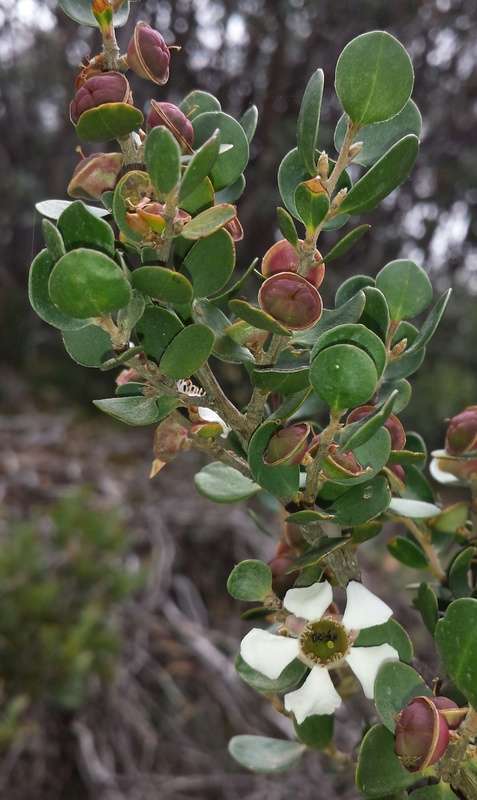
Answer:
[311,323,387,377]
[192,300,253,364]
[248,420,300,502]
[235,653,307,694]
[285,510,334,524]
[356,724,418,797]
[277,207,299,247]
[430,502,469,535]
[179,175,215,215]
[131,266,193,305]
[294,714,334,750]
[435,598,477,708]
[59,0,129,27]
[145,126,181,196]
[29,249,87,331]
[340,135,419,215]
[297,68,324,175]
[374,661,431,732]
[361,286,390,339]
[406,290,452,353]
[227,560,272,600]
[184,229,235,298]
[335,31,414,124]
[410,783,458,799]
[335,275,374,306]
[448,547,476,598]
[228,735,305,774]
[180,90,221,120]
[229,299,291,336]
[210,257,258,305]
[388,499,440,519]
[403,465,434,503]
[195,462,261,504]
[287,538,349,572]
[294,183,329,232]
[93,396,177,427]
[179,130,221,202]
[310,343,378,411]
[323,224,371,264]
[376,260,433,321]
[378,379,412,415]
[181,204,236,240]
[36,199,109,220]
[251,363,310,396]
[339,390,398,451]
[159,323,214,378]
[135,306,183,361]
[192,111,249,190]
[49,249,131,318]
[62,324,113,367]
[388,537,428,569]
[75,103,143,142]
[215,175,246,204]
[354,619,414,663]
[413,582,438,635]
[334,99,422,167]
[332,475,391,526]
[293,291,366,347]
[58,200,115,255]
[240,105,259,144]
[42,219,66,262]
[385,348,426,381]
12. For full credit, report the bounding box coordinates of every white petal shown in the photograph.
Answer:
[198,406,231,435]
[283,580,333,622]
[240,629,299,679]
[284,666,342,723]
[430,457,461,486]
[346,644,398,699]
[342,580,393,632]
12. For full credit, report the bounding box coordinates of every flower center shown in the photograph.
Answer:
[298,617,350,667]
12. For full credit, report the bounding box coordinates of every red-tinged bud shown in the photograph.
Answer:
[432,697,467,730]
[395,696,450,772]
[264,423,311,466]
[127,21,170,85]
[322,443,366,480]
[389,464,406,482]
[225,216,244,242]
[70,72,132,124]
[115,368,140,386]
[445,406,477,456]
[136,202,167,234]
[258,272,323,331]
[269,555,295,577]
[153,418,190,464]
[147,100,194,151]
[347,405,406,451]
[261,239,325,288]
[67,152,124,200]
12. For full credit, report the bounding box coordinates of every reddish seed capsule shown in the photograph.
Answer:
[70,72,132,124]
[432,696,467,730]
[445,406,477,455]
[127,21,170,85]
[395,696,450,772]
[67,152,124,200]
[261,239,325,288]
[264,423,311,466]
[147,100,194,150]
[258,271,323,331]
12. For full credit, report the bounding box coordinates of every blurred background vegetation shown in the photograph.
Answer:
[0,1,476,798]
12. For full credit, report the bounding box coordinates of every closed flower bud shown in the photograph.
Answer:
[264,423,311,466]
[261,239,325,288]
[67,152,124,200]
[127,21,170,85]
[395,696,450,772]
[445,406,477,455]
[258,272,323,331]
[147,100,194,151]
[70,72,132,125]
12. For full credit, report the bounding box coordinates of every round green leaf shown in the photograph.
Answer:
[235,653,307,694]
[335,31,414,124]
[248,420,300,501]
[181,203,236,240]
[180,90,221,120]
[229,299,291,336]
[195,462,261,504]
[361,286,390,339]
[75,103,143,143]
[145,126,181,196]
[356,724,418,797]
[227,560,272,601]
[294,291,367,348]
[62,324,113,367]
[340,135,419,215]
[448,547,476,598]
[354,618,414,663]
[335,275,375,306]
[192,111,249,190]
[29,249,87,331]
[59,0,129,27]
[387,536,428,569]
[294,714,334,750]
[297,68,324,175]
[215,174,246,204]
[240,105,258,144]
[228,735,305,774]
[310,343,378,411]
[58,200,115,255]
[49,249,131,318]
[376,259,433,321]
[332,475,391,526]
[42,219,65,262]
[135,306,183,361]
[184,229,235,298]
[435,598,477,708]
[374,661,431,732]
[410,784,458,799]
[311,323,387,377]
[160,323,214,378]
[93,395,176,426]
[334,99,422,167]
[131,266,193,305]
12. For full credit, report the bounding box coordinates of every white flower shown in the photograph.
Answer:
[197,406,231,437]
[240,580,398,724]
